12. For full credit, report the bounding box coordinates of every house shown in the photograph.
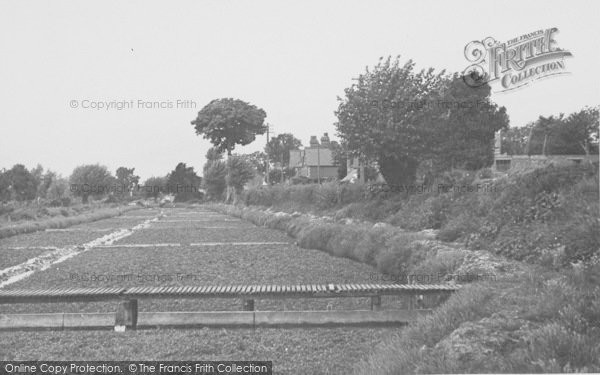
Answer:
[289,133,339,180]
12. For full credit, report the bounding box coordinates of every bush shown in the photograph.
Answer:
[203,160,227,200]
[409,247,466,281]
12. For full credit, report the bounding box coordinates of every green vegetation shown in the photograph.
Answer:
[356,263,600,373]
[335,57,508,185]
[215,162,600,373]
[502,106,599,155]
[0,205,138,239]
[239,164,599,268]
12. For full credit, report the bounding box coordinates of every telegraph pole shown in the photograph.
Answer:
[317,142,321,184]
[265,124,271,185]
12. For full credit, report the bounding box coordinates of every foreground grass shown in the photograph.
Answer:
[355,263,600,374]
[1,327,398,374]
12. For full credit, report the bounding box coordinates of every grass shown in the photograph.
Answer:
[0,327,399,374]
[206,203,514,288]
[212,163,599,373]
[239,164,599,268]
[355,263,600,374]
[0,207,410,373]
[0,205,140,239]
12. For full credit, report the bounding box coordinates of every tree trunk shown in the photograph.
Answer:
[542,134,548,155]
[225,150,233,204]
[378,155,418,186]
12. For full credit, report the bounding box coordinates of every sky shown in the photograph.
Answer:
[1,0,598,180]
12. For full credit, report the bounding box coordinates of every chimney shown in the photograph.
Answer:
[309,135,319,148]
[320,133,330,148]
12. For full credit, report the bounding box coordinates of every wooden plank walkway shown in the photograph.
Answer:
[0,283,459,331]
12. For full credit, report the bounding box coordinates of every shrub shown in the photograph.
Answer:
[409,248,466,281]
[203,160,227,200]
[315,182,340,209]
[375,232,424,277]
[226,156,255,194]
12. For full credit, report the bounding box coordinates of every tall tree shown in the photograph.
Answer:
[225,156,255,200]
[0,169,11,201]
[191,98,267,156]
[202,147,226,200]
[554,107,599,155]
[264,133,302,167]
[191,98,267,201]
[46,175,70,202]
[166,163,202,202]
[502,123,534,155]
[335,56,447,185]
[7,164,38,201]
[237,151,268,175]
[38,170,57,199]
[115,167,140,197]
[516,107,599,155]
[142,176,167,201]
[69,164,113,203]
[430,73,508,170]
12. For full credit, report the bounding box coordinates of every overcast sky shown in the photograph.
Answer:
[1,0,598,180]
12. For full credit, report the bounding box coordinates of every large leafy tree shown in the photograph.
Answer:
[506,107,599,156]
[549,107,599,155]
[46,175,71,202]
[9,164,39,201]
[0,169,11,201]
[0,165,38,201]
[335,56,447,185]
[202,147,227,200]
[430,73,508,171]
[264,133,302,167]
[142,176,167,201]
[203,161,227,200]
[191,98,267,202]
[69,164,113,203]
[191,98,268,156]
[115,167,140,196]
[237,151,268,175]
[502,123,534,155]
[225,156,255,197]
[166,163,202,202]
[38,169,57,198]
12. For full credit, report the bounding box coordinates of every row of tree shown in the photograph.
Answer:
[0,163,205,204]
[501,107,599,156]
[0,164,58,202]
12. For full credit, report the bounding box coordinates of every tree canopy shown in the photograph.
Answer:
[166,163,203,202]
[69,164,113,203]
[265,133,302,167]
[191,98,267,155]
[502,107,599,156]
[335,56,508,184]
